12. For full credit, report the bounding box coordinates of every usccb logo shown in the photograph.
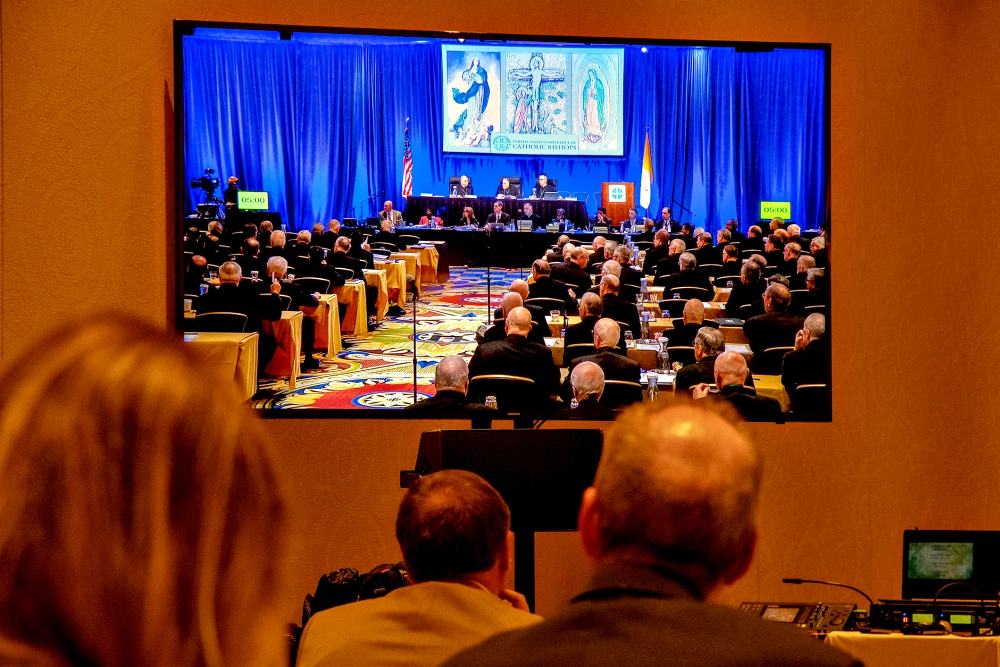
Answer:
[492,135,511,152]
[609,185,626,203]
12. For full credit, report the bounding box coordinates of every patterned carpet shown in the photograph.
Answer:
[253,268,523,409]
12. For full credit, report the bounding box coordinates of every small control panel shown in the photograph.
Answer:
[740,602,857,634]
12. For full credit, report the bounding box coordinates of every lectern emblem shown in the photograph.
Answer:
[609,184,626,202]
[493,135,511,152]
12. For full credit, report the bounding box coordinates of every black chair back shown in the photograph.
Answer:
[524,297,567,314]
[618,284,640,303]
[754,346,794,375]
[667,286,713,301]
[664,346,696,368]
[600,380,643,409]
[633,241,654,251]
[563,343,596,367]
[398,234,420,248]
[657,298,689,318]
[468,375,538,411]
[369,241,398,253]
[295,277,331,294]
[332,267,354,281]
[715,274,741,287]
[794,383,830,417]
[277,294,293,311]
[192,312,248,333]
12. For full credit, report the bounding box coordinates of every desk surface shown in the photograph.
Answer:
[826,631,1000,667]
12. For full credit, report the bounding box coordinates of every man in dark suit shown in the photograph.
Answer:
[266,256,322,369]
[347,231,375,268]
[665,299,718,348]
[528,259,578,314]
[564,293,603,347]
[692,232,717,271]
[743,284,805,361]
[405,356,494,412]
[261,230,296,265]
[778,241,802,277]
[726,218,746,243]
[717,244,742,283]
[655,253,716,296]
[810,236,828,268]
[452,174,474,197]
[741,225,765,253]
[587,236,608,272]
[197,261,283,372]
[598,275,640,339]
[468,307,560,402]
[725,261,765,320]
[657,206,680,232]
[561,319,640,401]
[328,237,379,316]
[517,201,542,229]
[651,239,687,281]
[481,293,547,345]
[371,219,403,250]
[788,254,816,291]
[781,313,828,412]
[714,228,732,263]
[233,238,264,278]
[546,235,571,263]
[591,208,613,230]
[642,231,673,276]
[566,362,611,413]
[183,254,209,296]
[320,219,348,249]
[633,218,656,243]
[494,279,546,327]
[296,246,346,289]
[495,177,519,199]
[532,173,556,198]
[614,247,643,288]
[693,351,783,421]
[485,201,511,230]
[551,247,593,299]
[442,402,856,667]
[763,234,785,270]
[679,223,697,249]
[674,327,726,392]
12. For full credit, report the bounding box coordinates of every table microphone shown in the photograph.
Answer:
[782,578,874,606]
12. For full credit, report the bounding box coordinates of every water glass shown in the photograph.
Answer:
[199,283,208,295]
[623,330,634,343]
[251,270,259,281]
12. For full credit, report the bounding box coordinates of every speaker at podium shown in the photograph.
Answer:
[602,182,634,226]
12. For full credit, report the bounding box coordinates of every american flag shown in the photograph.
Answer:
[401,119,413,199]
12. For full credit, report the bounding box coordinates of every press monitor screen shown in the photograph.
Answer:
[907,542,973,580]
[901,530,1000,599]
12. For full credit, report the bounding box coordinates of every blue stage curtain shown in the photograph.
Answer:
[183,32,826,233]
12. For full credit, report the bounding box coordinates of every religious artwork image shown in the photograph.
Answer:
[572,53,621,153]
[505,52,568,135]
[444,50,501,151]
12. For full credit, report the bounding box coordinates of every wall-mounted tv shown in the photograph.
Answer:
[174,21,831,422]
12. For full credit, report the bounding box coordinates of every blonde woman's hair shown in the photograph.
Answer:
[0,314,290,667]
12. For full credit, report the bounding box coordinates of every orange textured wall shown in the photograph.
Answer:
[4,0,1000,621]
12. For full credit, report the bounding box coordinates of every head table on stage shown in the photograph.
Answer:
[405,195,591,230]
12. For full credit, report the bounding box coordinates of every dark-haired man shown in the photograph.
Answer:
[297,470,539,667]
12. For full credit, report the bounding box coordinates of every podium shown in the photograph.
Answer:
[601,182,634,226]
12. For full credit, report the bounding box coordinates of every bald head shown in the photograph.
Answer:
[601,260,621,278]
[714,351,749,389]
[763,284,791,312]
[587,404,762,594]
[435,356,470,393]
[599,274,620,297]
[505,307,532,336]
[803,313,826,339]
[580,292,603,318]
[501,292,523,317]
[571,361,605,402]
[796,255,816,274]
[593,318,621,349]
[682,299,705,325]
[509,279,529,300]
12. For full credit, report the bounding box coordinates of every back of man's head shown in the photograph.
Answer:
[694,327,725,358]
[571,247,589,265]
[311,222,325,236]
[593,318,620,349]
[335,237,351,253]
[679,252,697,271]
[654,230,670,245]
[764,283,791,312]
[806,268,826,291]
[242,237,260,257]
[260,220,274,234]
[308,245,325,263]
[601,260,622,278]
[614,246,632,265]
[571,361,605,401]
[435,356,469,394]
[501,291,523,317]
[270,230,286,248]
[267,255,287,278]
[395,470,510,583]
[580,292,603,318]
[741,261,761,283]
[682,299,705,325]
[532,259,551,276]
[600,274,620,295]
[723,245,739,261]
[297,230,312,246]
[591,404,762,593]
[803,313,826,339]
[505,306,532,336]
[219,261,241,284]
[669,239,686,255]
[509,279,529,300]
[797,255,816,273]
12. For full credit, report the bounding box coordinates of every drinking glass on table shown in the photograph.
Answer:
[550,310,560,321]
[251,270,259,281]
[199,284,208,296]
[623,330,634,344]
[287,271,295,282]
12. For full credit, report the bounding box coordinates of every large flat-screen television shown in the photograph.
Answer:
[174,21,831,421]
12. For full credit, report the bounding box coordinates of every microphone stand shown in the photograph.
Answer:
[412,287,419,404]
[667,196,693,218]
[485,224,492,325]
[353,189,386,220]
